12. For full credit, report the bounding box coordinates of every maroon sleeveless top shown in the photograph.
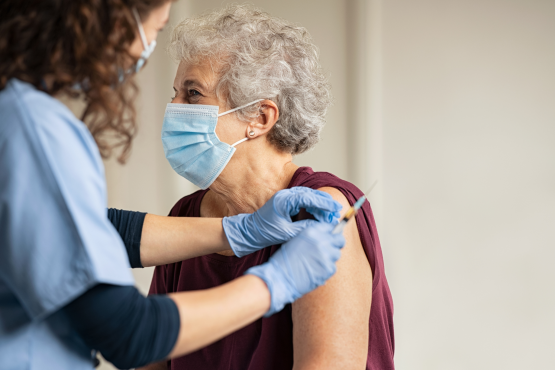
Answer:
[149,167,395,369]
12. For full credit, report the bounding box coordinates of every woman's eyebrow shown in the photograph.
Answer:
[182,79,206,91]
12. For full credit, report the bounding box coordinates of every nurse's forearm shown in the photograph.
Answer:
[140,214,231,267]
[167,274,271,358]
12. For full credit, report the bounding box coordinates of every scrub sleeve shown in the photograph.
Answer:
[0,79,134,370]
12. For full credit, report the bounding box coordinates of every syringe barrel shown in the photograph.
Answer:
[332,220,348,234]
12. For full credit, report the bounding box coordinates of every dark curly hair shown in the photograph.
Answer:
[0,0,172,162]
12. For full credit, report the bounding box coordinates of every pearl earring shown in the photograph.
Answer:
[249,130,255,137]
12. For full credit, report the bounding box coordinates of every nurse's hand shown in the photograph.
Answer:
[222,187,342,257]
[246,222,345,316]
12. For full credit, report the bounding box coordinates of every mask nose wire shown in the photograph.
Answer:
[132,8,149,51]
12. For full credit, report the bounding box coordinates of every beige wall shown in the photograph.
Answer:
[100,0,555,369]
[383,1,555,368]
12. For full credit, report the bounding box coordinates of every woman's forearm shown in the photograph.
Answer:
[167,274,271,358]
[112,187,341,268]
[140,214,231,267]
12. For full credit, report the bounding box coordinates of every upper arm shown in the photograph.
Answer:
[292,187,372,370]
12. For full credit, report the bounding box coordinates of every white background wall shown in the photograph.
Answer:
[100,1,555,369]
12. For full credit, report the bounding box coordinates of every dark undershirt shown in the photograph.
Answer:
[107,208,146,268]
[61,209,180,368]
[64,284,180,369]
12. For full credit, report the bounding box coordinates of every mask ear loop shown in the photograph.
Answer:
[217,99,265,117]
[220,99,265,150]
[132,8,149,50]
[231,138,249,147]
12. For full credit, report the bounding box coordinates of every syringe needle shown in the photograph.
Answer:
[363,180,378,198]
[332,180,378,234]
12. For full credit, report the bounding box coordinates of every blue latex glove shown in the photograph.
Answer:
[246,222,346,316]
[222,187,342,257]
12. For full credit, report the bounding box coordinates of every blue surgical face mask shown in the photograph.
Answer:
[162,99,264,189]
[132,8,156,73]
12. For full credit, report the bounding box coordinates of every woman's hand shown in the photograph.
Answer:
[222,187,342,257]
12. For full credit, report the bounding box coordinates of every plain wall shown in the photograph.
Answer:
[99,1,555,369]
[383,1,555,368]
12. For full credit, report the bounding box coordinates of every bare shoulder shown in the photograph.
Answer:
[316,187,351,217]
[291,186,373,369]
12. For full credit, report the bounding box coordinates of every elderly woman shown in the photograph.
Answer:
[144,5,394,370]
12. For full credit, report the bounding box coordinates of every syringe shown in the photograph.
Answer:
[332,180,378,234]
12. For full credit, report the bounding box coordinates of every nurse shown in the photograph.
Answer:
[0,1,345,370]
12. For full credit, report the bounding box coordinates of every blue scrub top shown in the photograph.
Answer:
[0,79,134,370]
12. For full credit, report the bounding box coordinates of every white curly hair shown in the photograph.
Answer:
[168,4,332,155]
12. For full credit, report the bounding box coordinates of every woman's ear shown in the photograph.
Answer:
[246,100,279,139]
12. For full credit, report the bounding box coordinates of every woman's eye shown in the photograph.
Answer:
[188,89,201,97]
